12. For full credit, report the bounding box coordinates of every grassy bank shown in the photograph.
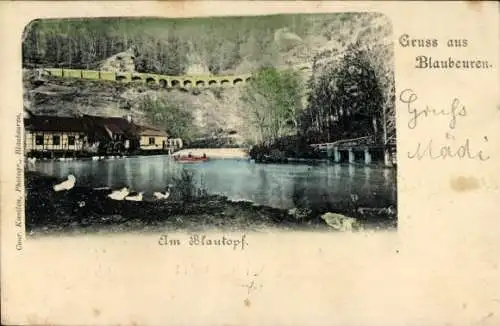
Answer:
[25,171,396,235]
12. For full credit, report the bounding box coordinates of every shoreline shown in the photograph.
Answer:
[24,152,397,170]
[172,147,250,159]
[24,171,397,235]
[25,146,397,169]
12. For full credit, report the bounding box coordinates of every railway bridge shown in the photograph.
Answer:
[40,63,312,89]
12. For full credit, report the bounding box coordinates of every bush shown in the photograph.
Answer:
[172,168,208,202]
[249,134,324,161]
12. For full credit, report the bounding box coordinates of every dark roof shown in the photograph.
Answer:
[24,115,90,133]
[24,113,168,138]
[83,115,136,135]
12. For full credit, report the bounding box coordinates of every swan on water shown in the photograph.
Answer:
[125,192,144,202]
[53,174,76,192]
[108,187,130,200]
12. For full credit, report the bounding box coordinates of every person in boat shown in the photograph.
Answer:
[188,152,192,158]
[202,153,206,159]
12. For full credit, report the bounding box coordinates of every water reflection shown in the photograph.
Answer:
[124,158,132,187]
[31,156,397,210]
[363,166,372,189]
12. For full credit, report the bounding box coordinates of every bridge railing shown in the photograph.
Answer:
[310,136,396,151]
[310,136,373,149]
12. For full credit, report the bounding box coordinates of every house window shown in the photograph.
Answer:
[35,135,44,145]
[149,137,155,145]
[53,135,60,146]
[68,136,75,146]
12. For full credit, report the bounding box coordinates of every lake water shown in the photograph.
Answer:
[29,155,397,210]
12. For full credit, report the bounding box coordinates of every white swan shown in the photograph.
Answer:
[53,174,76,192]
[153,185,173,200]
[27,157,37,165]
[108,187,130,200]
[153,190,170,200]
[125,192,144,202]
[92,156,100,161]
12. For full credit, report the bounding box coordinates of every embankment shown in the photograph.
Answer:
[25,171,397,235]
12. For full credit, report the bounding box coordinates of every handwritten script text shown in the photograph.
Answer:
[401,89,490,161]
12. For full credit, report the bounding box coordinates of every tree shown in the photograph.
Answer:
[301,59,340,142]
[140,95,197,142]
[163,35,187,75]
[240,67,304,143]
[334,43,384,140]
[207,39,240,74]
[22,20,43,66]
[303,41,393,144]
[367,43,395,146]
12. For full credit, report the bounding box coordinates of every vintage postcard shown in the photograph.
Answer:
[1,1,499,325]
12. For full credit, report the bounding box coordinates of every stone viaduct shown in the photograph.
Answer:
[41,63,312,89]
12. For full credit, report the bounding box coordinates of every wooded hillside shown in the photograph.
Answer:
[22,13,395,147]
[23,13,392,75]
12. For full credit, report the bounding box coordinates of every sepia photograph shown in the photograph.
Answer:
[22,13,397,235]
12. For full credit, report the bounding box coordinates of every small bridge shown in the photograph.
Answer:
[310,136,397,166]
[40,63,312,89]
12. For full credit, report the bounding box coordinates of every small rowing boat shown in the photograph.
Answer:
[173,154,209,163]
